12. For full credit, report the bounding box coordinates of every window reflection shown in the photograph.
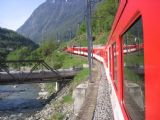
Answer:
[123,18,145,120]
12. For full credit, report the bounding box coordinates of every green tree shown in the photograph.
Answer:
[7,47,31,60]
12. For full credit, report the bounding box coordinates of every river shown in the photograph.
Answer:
[0,84,44,119]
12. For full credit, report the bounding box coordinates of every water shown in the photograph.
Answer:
[0,84,43,117]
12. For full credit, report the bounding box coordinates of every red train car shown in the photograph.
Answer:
[66,0,160,120]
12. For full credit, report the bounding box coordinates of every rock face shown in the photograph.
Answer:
[17,0,86,43]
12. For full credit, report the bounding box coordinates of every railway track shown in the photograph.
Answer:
[75,60,113,120]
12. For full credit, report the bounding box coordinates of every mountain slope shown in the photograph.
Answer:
[0,27,38,60]
[17,0,86,43]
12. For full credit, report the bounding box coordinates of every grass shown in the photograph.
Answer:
[73,68,89,84]
[45,82,56,94]
[50,113,64,120]
[62,95,73,104]
[62,54,88,69]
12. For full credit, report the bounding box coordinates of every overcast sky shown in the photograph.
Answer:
[0,0,45,31]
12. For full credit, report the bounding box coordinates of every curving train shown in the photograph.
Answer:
[66,0,160,120]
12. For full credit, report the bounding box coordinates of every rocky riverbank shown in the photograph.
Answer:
[24,82,75,120]
[0,77,88,120]
[0,82,72,120]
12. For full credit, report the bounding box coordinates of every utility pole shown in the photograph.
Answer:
[86,0,94,83]
[77,23,81,53]
[56,32,61,45]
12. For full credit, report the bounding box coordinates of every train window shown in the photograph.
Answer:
[113,43,118,88]
[123,17,144,120]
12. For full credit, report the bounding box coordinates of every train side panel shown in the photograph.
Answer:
[108,0,160,120]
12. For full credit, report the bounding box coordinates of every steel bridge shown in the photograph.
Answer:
[0,60,81,84]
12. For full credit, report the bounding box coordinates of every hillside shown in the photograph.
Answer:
[5,0,118,118]
[17,0,86,43]
[7,0,118,63]
[0,27,38,60]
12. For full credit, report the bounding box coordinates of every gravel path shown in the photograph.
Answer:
[93,64,114,120]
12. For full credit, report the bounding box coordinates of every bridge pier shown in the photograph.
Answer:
[55,82,59,92]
